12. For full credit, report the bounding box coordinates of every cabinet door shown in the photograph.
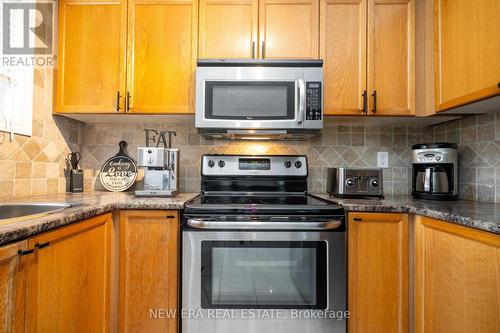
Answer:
[259,0,319,59]
[56,0,127,113]
[367,0,414,115]
[26,214,112,332]
[119,210,179,332]
[127,0,197,114]
[0,241,27,333]
[415,216,500,333]
[435,0,500,111]
[199,0,258,59]
[320,0,367,115]
[348,213,408,333]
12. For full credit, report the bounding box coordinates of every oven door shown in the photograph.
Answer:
[195,66,306,130]
[182,230,346,333]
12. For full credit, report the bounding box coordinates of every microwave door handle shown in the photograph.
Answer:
[297,79,306,124]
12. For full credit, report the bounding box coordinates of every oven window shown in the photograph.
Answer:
[200,241,327,309]
[204,81,295,120]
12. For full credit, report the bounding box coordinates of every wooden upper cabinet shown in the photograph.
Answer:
[415,216,500,333]
[0,241,27,333]
[435,0,500,111]
[199,0,259,59]
[320,0,367,115]
[367,0,415,115]
[25,214,112,332]
[259,0,319,59]
[348,213,408,333]
[56,0,127,113]
[127,0,198,113]
[119,210,179,332]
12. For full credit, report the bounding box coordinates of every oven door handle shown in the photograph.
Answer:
[187,219,343,230]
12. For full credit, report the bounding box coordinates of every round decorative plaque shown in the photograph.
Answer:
[99,141,138,192]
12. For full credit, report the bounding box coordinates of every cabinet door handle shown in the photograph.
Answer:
[251,41,256,59]
[126,92,131,112]
[18,249,34,256]
[115,91,121,112]
[371,90,377,113]
[166,215,176,219]
[261,41,265,59]
[362,90,367,114]
[353,217,363,222]
[35,242,50,249]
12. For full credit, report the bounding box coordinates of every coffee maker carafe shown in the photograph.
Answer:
[411,143,457,200]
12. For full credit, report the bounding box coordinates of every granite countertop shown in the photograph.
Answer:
[1,191,498,246]
[0,192,199,246]
[315,193,500,235]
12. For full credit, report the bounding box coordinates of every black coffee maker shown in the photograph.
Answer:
[411,143,458,200]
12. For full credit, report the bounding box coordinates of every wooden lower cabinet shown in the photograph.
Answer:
[119,210,179,332]
[348,212,408,333]
[25,213,112,332]
[0,241,28,333]
[415,216,500,333]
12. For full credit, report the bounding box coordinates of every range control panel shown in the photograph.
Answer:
[306,82,322,121]
[202,155,308,177]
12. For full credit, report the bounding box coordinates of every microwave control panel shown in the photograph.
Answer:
[306,82,322,120]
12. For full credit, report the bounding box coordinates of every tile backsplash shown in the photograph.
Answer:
[0,69,81,200]
[430,111,500,203]
[2,76,498,204]
[78,118,432,195]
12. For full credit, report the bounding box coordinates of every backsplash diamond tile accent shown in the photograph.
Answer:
[0,69,81,200]
[78,118,429,195]
[431,110,500,202]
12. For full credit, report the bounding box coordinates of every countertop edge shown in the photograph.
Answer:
[1,192,498,246]
[0,193,199,246]
[315,194,500,235]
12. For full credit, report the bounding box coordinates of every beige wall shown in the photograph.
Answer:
[0,68,81,200]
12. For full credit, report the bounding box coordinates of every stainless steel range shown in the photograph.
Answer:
[182,155,346,333]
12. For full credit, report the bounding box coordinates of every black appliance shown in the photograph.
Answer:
[182,154,346,333]
[411,142,458,200]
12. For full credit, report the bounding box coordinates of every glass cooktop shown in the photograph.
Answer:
[184,193,344,216]
[193,194,330,205]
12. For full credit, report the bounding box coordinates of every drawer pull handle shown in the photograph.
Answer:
[18,249,34,256]
[35,242,50,249]
[353,218,363,222]
[166,215,176,219]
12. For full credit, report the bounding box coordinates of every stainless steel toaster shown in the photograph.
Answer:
[327,167,384,198]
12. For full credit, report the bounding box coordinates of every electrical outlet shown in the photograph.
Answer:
[377,152,389,168]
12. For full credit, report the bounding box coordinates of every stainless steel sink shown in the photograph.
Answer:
[0,203,75,224]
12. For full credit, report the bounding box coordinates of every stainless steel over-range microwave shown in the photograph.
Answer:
[195,59,323,140]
